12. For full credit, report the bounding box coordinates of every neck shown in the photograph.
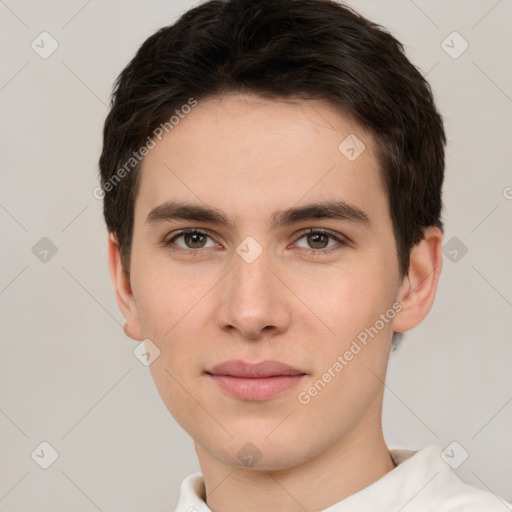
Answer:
[195,399,395,512]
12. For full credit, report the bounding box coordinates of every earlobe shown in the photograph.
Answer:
[107,233,143,341]
[393,227,443,333]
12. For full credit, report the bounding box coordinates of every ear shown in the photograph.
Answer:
[107,233,143,341]
[393,226,443,333]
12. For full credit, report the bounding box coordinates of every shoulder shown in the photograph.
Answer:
[390,445,511,511]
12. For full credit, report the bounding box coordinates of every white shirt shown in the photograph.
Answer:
[173,445,511,511]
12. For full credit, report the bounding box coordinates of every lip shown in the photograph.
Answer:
[206,360,307,401]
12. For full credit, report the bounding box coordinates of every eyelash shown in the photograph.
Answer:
[163,228,349,257]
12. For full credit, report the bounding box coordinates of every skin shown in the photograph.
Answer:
[109,93,443,512]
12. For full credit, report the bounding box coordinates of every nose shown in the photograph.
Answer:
[215,247,291,342]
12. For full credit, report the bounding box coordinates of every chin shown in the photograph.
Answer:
[220,444,310,472]
[216,428,319,471]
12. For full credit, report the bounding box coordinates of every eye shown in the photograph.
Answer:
[164,229,218,251]
[163,228,349,256]
[293,229,348,255]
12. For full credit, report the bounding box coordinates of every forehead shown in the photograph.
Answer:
[135,93,387,225]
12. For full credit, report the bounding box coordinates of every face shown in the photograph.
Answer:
[119,93,410,470]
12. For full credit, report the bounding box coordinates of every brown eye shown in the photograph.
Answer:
[294,229,348,255]
[165,229,217,251]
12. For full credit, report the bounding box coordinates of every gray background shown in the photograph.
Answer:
[1,0,511,510]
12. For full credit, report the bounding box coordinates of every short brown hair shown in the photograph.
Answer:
[99,0,445,276]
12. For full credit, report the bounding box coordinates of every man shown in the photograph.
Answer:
[99,0,509,509]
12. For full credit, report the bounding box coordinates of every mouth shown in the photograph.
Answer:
[205,360,307,401]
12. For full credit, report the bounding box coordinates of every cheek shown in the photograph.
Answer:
[289,258,397,340]
[292,256,398,401]
[131,251,215,338]
[131,265,209,412]
[147,357,212,443]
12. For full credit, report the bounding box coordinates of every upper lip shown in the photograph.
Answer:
[207,360,306,378]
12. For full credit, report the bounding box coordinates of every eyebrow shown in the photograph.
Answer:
[145,200,371,230]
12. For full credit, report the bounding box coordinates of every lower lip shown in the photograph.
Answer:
[208,374,305,401]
